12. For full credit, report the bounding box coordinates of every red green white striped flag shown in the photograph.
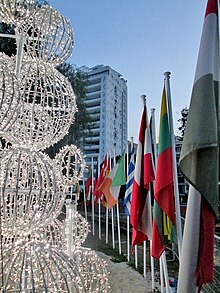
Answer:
[151,87,176,259]
[130,97,155,248]
[178,0,219,292]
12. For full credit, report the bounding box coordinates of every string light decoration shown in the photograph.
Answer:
[16,5,74,65]
[54,144,86,187]
[72,247,109,293]
[0,53,21,135]
[0,148,65,235]
[2,56,77,151]
[0,239,86,292]
[0,0,39,25]
[0,0,109,291]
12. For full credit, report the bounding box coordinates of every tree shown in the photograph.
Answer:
[46,63,90,157]
[178,107,188,140]
[0,0,48,57]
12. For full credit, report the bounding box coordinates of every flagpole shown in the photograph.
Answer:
[97,155,101,239]
[126,138,132,262]
[151,106,171,292]
[82,176,88,222]
[150,108,156,290]
[115,143,122,255]
[91,156,95,236]
[106,153,109,244]
[110,154,115,250]
[164,71,183,256]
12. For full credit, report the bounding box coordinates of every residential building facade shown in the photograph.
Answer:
[82,65,128,167]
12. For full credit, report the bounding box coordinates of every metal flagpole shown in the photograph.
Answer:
[143,241,147,279]
[135,245,138,269]
[150,108,157,290]
[91,157,95,235]
[164,71,183,256]
[106,154,109,244]
[126,139,131,261]
[111,154,115,249]
[82,176,88,222]
[114,148,122,254]
[97,155,102,239]
[151,107,171,292]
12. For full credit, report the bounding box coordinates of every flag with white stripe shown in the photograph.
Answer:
[123,144,135,216]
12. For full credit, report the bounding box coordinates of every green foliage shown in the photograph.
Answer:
[0,23,16,57]
[0,0,48,57]
[46,63,91,157]
[178,107,188,140]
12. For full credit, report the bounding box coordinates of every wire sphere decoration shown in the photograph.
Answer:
[64,211,89,248]
[0,239,87,293]
[0,53,21,135]
[16,5,74,65]
[0,148,65,236]
[0,0,40,25]
[72,247,109,293]
[2,57,77,151]
[54,144,86,187]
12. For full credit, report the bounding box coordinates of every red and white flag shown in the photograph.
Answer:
[130,97,155,248]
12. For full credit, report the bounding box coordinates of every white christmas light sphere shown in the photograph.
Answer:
[54,144,86,186]
[2,57,77,151]
[0,53,21,135]
[1,239,86,292]
[0,0,39,25]
[17,5,74,65]
[0,148,65,235]
[72,247,109,293]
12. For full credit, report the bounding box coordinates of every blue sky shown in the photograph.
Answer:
[49,0,207,142]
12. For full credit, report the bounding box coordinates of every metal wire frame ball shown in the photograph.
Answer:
[0,0,40,25]
[2,57,77,151]
[0,148,65,236]
[71,247,109,293]
[16,5,74,65]
[54,145,86,187]
[0,239,87,292]
[0,53,21,135]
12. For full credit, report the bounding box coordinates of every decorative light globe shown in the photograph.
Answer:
[2,57,77,151]
[72,247,109,293]
[0,0,39,25]
[42,212,89,250]
[17,6,74,65]
[0,53,21,135]
[1,239,86,293]
[54,144,86,187]
[0,148,65,235]
[65,211,89,247]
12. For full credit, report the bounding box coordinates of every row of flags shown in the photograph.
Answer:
[84,0,219,291]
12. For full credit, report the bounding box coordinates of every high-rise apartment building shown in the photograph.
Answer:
[82,65,128,166]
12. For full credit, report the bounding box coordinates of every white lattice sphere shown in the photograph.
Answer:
[55,145,86,186]
[1,239,86,292]
[0,148,65,235]
[0,53,21,135]
[16,6,74,65]
[0,0,39,25]
[72,247,109,293]
[2,58,77,151]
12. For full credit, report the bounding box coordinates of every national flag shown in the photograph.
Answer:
[99,152,126,209]
[85,166,92,203]
[130,97,155,248]
[151,87,176,259]
[93,155,110,203]
[178,1,219,291]
[124,144,135,216]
